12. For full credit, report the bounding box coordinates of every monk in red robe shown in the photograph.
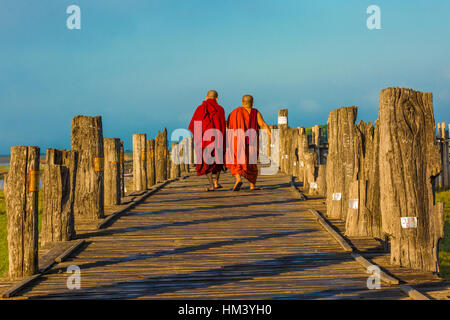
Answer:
[226,95,271,191]
[188,90,226,191]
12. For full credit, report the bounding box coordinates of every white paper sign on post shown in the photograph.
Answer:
[310,182,318,189]
[332,193,341,201]
[349,199,359,209]
[401,217,417,229]
[278,116,287,125]
[300,161,304,167]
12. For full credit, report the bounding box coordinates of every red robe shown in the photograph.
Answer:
[226,107,260,184]
[188,99,226,176]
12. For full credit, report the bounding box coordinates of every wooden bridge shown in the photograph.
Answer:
[1,172,449,300]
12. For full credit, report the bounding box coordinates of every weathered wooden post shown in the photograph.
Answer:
[312,125,321,164]
[278,109,288,172]
[302,151,317,192]
[438,122,449,188]
[297,127,308,183]
[146,139,156,187]
[42,149,77,246]
[345,121,382,237]
[133,134,147,191]
[269,125,279,170]
[286,128,299,176]
[162,128,168,181]
[104,138,121,205]
[379,87,444,272]
[155,131,164,183]
[259,128,270,166]
[5,146,40,279]
[179,138,188,174]
[189,136,194,172]
[316,164,327,197]
[120,141,125,197]
[170,142,181,178]
[325,106,359,220]
[71,115,104,220]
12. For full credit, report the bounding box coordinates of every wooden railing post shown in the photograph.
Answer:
[42,149,77,246]
[132,134,147,191]
[325,106,359,221]
[296,127,308,183]
[155,131,164,183]
[5,146,40,279]
[162,128,168,181]
[120,141,125,197]
[379,87,444,272]
[170,142,181,178]
[104,138,121,205]
[71,115,104,220]
[278,109,288,173]
[344,120,382,237]
[287,128,299,176]
[146,139,156,187]
[439,121,449,188]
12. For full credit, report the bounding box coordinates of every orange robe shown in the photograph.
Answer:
[226,107,259,184]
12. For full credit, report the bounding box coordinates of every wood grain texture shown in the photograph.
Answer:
[71,115,105,220]
[104,138,121,206]
[5,146,40,279]
[132,134,147,191]
[42,149,77,246]
[345,121,382,238]
[146,139,156,187]
[379,87,444,272]
[326,106,359,221]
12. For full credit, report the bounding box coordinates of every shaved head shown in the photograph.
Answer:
[242,94,254,107]
[207,90,218,99]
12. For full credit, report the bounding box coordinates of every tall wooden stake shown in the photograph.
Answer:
[71,115,104,220]
[5,146,40,279]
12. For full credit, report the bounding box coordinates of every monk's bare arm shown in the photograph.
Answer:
[257,112,272,140]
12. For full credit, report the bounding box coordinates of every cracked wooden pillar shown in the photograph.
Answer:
[155,131,165,183]
[42,149,77,246]
[278,109,288,173]
[146,139,156,187]
[296,127,308,183]
[316,164,327,197]
[5,146,40,279]
[269,125,279,170]
[379,87,444,272]
[303,150,317,192]
[120,141,125,197]
[189,137,194,172]
[162,128,168,181]
[178,138,188,174]
[439,122,449,188]
[133,134,147,191]
[170,142,181,179]
[345,120,382,237]
[104,138,121,206]
[325,106,358,220]
[312,125,321,164]
[71,115,104,220]
[287,128,299,177]
[259,128,270,167]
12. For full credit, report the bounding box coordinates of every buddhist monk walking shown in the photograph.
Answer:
[226,95,271,191]
[188,90,227,191]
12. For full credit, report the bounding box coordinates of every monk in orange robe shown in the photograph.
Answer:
[226,95,271,191]
[188,90,227,191]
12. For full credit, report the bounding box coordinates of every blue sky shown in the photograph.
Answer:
[1,0,449,153]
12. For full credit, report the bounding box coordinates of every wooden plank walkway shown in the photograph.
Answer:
[10,172,415,299]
